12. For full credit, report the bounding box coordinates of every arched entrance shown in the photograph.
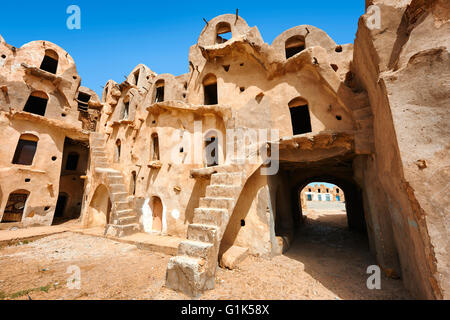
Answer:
[1,190,30,223]
[88,184,112,228]
[151,196,163,232]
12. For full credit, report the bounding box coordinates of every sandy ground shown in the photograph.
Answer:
[0,210,411,300]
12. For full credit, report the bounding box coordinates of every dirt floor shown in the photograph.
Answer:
[0,209,411,300]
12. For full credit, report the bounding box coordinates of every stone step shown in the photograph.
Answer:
[210,173,242,186]
[116,215,138,225]
[95,162,109,167]
[92,151,107,158]
[199,197,234,210]
[116,209,134,217]
[107,175,124,185]
[95,156,108,163]
[111,192,128,202]
[187,224,218,244]
[353,106,372,120]
[110,184,127,193]
[206,185,240,198]
[91,140,106,148]
[105,223,139,238]
[166,255,212,297]
[95,168,120,174]
[115,201,130,211]
[91,147,106,153]
[193,208,228,226]
[179,240,214,259]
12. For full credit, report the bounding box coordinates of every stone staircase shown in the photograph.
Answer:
[165,168,245,296]
[90,132,139,237]
[352,93,375,155]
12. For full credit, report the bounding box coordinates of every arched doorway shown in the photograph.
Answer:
[151,196,163,232]
[1,190,30,223]
[88,184,112,228]
[204,130,219,167]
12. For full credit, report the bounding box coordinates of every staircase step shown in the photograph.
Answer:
[187,224,218,244]
[199,197,234,210]
[116,215,138,225]
[115,201,130,211]
[210,173,242,186]
[110,184,127,193]
[179,240,214,259]
[107,175,124,185]
[193,208,228,226]
[206,185,240,198]
[111,192,128,202]
[91,147,106,153]
[105,223,139,238]
[116,209,134,217]
[353,106,372,120]
[166,255,209,297]
[92,151,107,157]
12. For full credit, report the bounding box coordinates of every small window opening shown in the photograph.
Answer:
[12,134,39,166]
[151,133,160,161]
[216,22,232,44]
[331,64,339,72]
[121,101,129,120]
[154,80,165,103]
[285,35,305,59]
[131,171,137,196]
[115,139,121,163]
[241,219,246,227]
[23,91,48,116]
[77,92,91,112]
[39,49,58,74]
[133,71,140,86]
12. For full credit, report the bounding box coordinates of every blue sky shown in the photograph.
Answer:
[0,1,364,97]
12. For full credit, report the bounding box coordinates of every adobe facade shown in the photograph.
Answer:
[0,0,448,299]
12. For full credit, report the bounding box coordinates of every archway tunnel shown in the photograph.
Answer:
[273,157,368,241]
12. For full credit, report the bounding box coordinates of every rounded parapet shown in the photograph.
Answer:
[272,25,338,60]
[17,40,80,80]
[127,64,156,88]
[197,14,250,47]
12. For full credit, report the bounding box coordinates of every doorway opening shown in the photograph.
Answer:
[203,74,218,105]
[1,190,30,223]
[53,138,88,225]
[151,196,163,232]
[204,132,219,167]
[289,97,312,135]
